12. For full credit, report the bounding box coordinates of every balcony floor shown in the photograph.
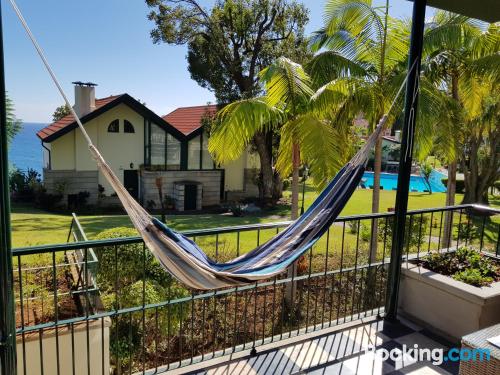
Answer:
[186,317,459,375]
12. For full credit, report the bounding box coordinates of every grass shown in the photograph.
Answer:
[12,186,495,248]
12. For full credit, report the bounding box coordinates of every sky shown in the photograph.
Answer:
[3,0,420,123]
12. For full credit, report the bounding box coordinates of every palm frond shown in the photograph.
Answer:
[260,57,314,111]
[208,98,283,164]
[276,114,343,189]
[6,94,22,144]
[307,50,369,87]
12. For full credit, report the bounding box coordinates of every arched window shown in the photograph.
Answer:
[108,119,119,133]
[124,120,135,133]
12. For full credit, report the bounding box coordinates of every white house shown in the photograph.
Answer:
[37,83,259,210]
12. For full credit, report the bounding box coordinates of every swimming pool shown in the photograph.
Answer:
[361,170,447,193]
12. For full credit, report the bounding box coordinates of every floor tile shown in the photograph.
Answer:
[190,318,459,375]
[379,320,416,339]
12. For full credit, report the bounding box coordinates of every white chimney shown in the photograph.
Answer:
[73,81,97,117]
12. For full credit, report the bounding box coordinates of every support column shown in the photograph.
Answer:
[385,0,427,321]
[0,1,17,373]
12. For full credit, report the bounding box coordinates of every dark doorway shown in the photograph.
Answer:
[184,184,197,210]
[124,170,139,200]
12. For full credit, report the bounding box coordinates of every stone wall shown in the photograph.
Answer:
[173,181,202,211]
[43,169,99,205]
[140,170,222,208]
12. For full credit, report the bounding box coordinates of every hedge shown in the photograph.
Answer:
[441,178,465,193]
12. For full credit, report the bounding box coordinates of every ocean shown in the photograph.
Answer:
[8,122,46,174]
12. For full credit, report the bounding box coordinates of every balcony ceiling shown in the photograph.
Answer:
[408,0,500,23]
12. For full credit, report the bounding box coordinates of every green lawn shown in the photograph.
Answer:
[12,187,489,248]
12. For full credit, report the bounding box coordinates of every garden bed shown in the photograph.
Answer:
[398,248,500,342]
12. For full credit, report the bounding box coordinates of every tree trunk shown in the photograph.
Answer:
[442,73,460,249]
[442,160,457,248]
[291,143,300,220]
[272,170,283,200]
[462,131,498,205]
[369,135,383,259]
[285,143,301,318]
[253,132,274,202]
[365,134,382,310]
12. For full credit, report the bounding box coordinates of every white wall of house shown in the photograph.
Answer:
[223,148,260,192]
[48,104,144,196]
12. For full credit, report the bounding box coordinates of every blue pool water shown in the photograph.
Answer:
[362,170,447,193]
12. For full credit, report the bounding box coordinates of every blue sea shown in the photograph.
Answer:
[8,122,46,174]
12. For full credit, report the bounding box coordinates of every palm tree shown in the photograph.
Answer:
[209,57,341,220]
[209,57,344,312]
[422,13,500,246]
[309,0,450,267]
[309,0,408,261]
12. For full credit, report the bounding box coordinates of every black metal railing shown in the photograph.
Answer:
[10,204,500,374]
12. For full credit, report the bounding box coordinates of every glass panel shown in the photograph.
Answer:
[124,120,135,133]
[188,135,201,170]
[150,123,165,166]
[144,120,150,165]
[166,134,181,170]
[108,119,119,133]
[202,133,214,169]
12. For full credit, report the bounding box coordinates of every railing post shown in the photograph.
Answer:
[385,0,427,321]
[0,2,17,373]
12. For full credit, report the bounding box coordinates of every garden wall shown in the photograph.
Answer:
[43,169,99,205]
[140,169,223,208]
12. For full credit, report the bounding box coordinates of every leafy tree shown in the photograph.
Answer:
[52,104,71,122]
[459,79,499,204]
[146,0,309,201]
[310,0,401,224]
[422,13,499,245]
[420,160,433,194]
[6,93,22,144]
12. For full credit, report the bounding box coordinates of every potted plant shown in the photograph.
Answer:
[398,246,500,342]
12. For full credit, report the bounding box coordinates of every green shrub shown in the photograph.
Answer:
[379,215,429,250]
[441,178,465,193]
[282,178,291,191]
[422,246,500,287]
[453,269,493,287]
[347,221,358,234]
[34,189,63,210]
[455,221,480,241]
[360,223,371,242]
[96,227,190,372]
[9,168,42,202]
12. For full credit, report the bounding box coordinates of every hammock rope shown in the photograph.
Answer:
[10,0,418,290]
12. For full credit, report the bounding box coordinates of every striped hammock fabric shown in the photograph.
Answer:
[88,116,386,289]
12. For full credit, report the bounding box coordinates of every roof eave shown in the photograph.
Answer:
[407,0,500,23]
[40,94,187,143]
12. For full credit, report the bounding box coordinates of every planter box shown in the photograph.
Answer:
[398,262,500,342]
[16,318,111,375]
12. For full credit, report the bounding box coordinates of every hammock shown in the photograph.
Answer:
[10,0,404,290]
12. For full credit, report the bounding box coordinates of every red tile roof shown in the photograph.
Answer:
[163,104,218,136]
[37,95,123,141]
